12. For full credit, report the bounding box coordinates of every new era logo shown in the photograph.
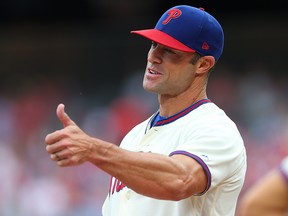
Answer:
[202,42,209,50]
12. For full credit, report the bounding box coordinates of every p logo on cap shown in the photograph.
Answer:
[162,9,182,25]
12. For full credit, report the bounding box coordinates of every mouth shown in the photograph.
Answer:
[147,68,162,75]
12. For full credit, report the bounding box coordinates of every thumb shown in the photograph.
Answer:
[56,103,75,127]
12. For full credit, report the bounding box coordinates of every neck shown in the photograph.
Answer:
[158,87,207,117]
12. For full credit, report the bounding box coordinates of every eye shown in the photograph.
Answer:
[164,47,176,54]
[150,42,177,55]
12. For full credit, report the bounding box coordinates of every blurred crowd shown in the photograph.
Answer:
[0,67,288,216]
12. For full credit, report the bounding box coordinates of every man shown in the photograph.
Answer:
[239,157,288,215]
[45,5,247,216]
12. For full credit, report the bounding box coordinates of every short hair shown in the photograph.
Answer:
[190,53,202,65]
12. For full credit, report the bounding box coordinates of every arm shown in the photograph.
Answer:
[239,168,288,216]
[45,104,207,200]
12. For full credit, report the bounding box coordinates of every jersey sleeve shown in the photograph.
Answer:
[169,121,246,193]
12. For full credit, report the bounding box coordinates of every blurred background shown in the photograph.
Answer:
[0,0,287,215]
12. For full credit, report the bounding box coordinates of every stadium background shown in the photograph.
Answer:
[0,0,287,215]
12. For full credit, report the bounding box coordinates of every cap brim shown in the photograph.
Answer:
[131,29,196,53]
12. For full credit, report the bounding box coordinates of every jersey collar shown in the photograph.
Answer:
[152,98,211,127]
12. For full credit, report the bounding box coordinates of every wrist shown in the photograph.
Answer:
[87,137,115,166]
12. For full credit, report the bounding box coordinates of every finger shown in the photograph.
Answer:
[45,130,63,145]
[50,148,70,160]
[46,142,65,154]
[57,158,71,167]
[56,104,75,128]
[50,152,62,161]
[50,151,68,161]
[51,153,57,161]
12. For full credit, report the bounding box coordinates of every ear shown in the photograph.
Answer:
[195,56,215,75]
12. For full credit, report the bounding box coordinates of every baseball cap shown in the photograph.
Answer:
[131,5,224,62]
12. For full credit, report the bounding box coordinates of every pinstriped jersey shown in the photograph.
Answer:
[102,99,247,216]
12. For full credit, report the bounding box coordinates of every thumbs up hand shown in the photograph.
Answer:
[45,104,93,167]
[56,103,75,128]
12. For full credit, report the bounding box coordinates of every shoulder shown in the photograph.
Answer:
[183,102,240,134]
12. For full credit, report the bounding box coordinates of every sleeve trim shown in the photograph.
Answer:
[169,150,211,195]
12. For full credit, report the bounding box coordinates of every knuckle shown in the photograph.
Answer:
[44,135,50,144]
[46,145,52,153]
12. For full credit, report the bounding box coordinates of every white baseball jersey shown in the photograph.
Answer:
[102,99,247,216]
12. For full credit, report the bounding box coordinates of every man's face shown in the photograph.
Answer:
[143,42,197,97]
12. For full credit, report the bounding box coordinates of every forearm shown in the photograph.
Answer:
[45,104,206,200]
[88,138,203,200]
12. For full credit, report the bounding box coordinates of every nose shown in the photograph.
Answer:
[147,45,162,64]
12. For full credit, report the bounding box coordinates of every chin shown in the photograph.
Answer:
[143,85,158,94]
